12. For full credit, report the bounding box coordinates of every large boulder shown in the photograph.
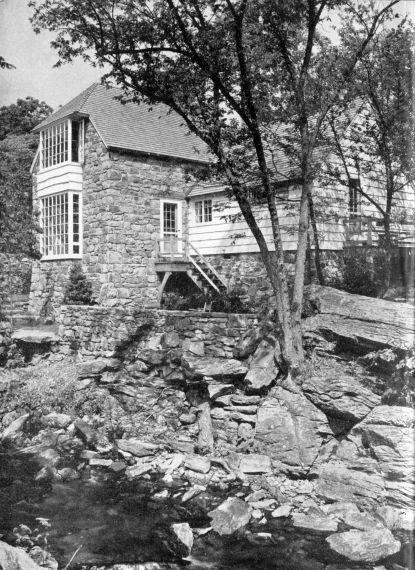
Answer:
[244,339,279,393]
[326,528,401,563]
[302,374,380,422]
[77,358,121,379]
[0,541,42,570]
[182,356,248,382]
[208,497,252,535]
[255,380,332,475]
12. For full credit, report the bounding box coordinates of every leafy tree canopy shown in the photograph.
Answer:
[0,97,52,140]
[0,98,52,256]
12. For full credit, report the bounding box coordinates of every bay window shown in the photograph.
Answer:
[40,118,84,170]
[40,192,82,258]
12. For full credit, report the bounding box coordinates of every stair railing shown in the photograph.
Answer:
[189,257,221,293]
[188,242,227,290]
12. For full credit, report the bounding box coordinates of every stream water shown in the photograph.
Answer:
[0,452,412,569]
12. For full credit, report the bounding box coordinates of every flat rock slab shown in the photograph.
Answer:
[116,438,159,457]
[239,454,272,474]
[208,497,252,535]
[77,358,121,378]
[326,528,401,563]
[292,513,338,533]
[182,356,248,382]
[11,329,58,344]
[302,374,380,422]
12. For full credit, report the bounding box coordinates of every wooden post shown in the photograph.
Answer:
[158,271,171,304]
[155,238,159,261]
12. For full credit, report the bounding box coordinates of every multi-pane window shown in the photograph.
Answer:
[41,122,69,168]
[348,179,361,215]
[41,192,81,258]
[195,199,212,223]
[163,203,177,235]
[40,119,84,169]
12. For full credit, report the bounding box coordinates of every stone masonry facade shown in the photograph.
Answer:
[30,122,193,316]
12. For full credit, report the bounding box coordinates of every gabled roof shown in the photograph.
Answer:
[33,83,210,164]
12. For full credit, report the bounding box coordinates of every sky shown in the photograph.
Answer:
[0,0,414,112]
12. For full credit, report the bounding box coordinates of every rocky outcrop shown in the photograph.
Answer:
[326,528,401,563]
[255,379,333,475]
[349,405,415,509]
[0,413,29,443]
[302,374,380,422]
[0,541,42,570]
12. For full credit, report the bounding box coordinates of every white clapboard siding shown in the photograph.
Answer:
[36,163,83,198]
[188,174,415,255]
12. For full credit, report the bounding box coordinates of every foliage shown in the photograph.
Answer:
[29,0,400,369]
[0,97,52,141]
[0,97,52,257]
[330,246,390,297]
[0,134,41,257]
[162,288,254,313]
[327,23,414,251]
[0,56,15,70]
[63,263,94,305]
[382,350,415,407]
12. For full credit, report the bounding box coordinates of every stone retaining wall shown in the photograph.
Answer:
[58,305,258,358]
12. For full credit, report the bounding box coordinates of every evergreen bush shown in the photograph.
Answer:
[63,263,94,305]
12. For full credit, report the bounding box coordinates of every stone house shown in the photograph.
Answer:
[29,83,414,316]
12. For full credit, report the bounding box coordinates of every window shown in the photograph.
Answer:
[195,199,212,223]
[40,119,84,169]
[41,192,82,258]
[348,179,361,215]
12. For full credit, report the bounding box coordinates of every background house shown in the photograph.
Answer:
[29,83,414,317]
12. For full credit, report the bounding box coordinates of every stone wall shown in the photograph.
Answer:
[81,124,193,308]
[58,305,258,358]
[29,260,73,318]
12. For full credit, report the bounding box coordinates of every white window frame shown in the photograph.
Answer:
[39,118,85,172]
[40,191,83,260]
[194,199,213,223]
[348,179,361,216]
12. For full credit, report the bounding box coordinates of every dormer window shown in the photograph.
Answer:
[39,118,84,170]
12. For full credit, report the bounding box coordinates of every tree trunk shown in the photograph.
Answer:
[308,193,325,285]
[291,177,312,363]
[232,187,299,371]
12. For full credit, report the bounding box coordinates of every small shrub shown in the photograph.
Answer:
[63,263,94,305]
[161,287,254,313]
[331,247,390,298]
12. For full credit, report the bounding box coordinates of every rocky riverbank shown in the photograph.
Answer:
[0,309,413,569]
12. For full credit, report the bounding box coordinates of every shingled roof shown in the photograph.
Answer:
[33,83,210,163]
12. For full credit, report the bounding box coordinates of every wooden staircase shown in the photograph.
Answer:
[155,238,227,299]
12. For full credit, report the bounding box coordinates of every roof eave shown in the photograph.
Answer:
[32,111,90,133]
[106,144,211,165]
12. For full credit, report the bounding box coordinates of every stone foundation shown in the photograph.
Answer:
[58,305,258,358]
[29,260,74,319]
